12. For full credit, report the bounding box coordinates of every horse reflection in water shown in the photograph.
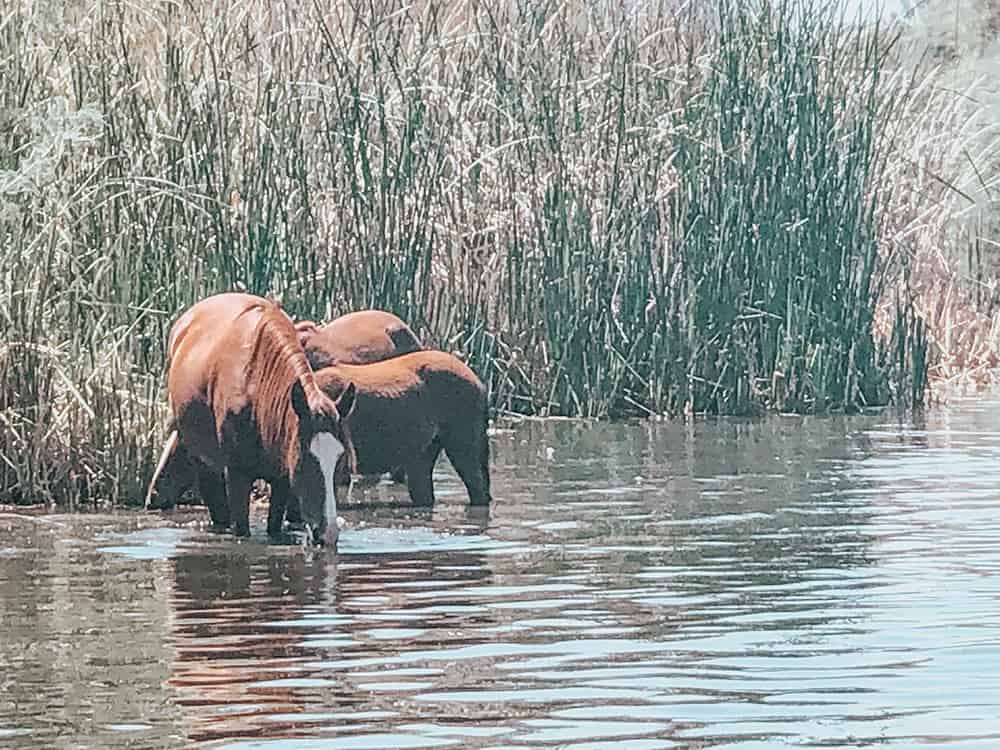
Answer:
[166,551,332,743]
[164,546,494,746]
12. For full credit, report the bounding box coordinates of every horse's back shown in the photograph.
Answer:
[305,309,422,367]
[166,293,266,459]
[327,309,416,341]
[415,350,485,402]
[168,293,265,360]
[325,349,486,413]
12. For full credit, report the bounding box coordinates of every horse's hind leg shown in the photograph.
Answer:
[405,439,442,507]
[444,430,492,506]
[197,465,231,531]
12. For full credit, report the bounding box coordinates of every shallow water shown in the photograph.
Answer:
[3,397,1000,748]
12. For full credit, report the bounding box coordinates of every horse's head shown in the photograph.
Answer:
[288,380,356,547]
[247,301,356,547]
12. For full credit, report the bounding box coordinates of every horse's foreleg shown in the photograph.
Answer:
[198,466,230,531]
[267,477,292,537]
[334,454,352,486]
[225,468,254,537]
[285,494,303,524]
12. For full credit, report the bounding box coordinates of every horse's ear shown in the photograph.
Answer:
[335,382,357,421]
[295,320,317,347]
[290,380,310,421]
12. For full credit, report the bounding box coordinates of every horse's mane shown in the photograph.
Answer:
[245,300,317,476]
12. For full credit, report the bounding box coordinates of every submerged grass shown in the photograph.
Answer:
[0,0,978,505]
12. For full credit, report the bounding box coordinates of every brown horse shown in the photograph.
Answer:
[271,350,491,527]
[295,309,423,370]
[145,292,356,546]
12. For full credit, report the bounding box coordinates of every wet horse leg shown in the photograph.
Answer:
[267,478,313,545]
[285,492,303,525]
[267,477,298,537]
[444,431,492,506]
[225,468,254,537]
[405,439,442,507]
[334,454,352,486]
[197,465,231,531]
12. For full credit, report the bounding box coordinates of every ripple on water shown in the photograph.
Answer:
[6,402,1000,748]
[211,736,464,750]
[337,527,526,555]
[96,526,191,560]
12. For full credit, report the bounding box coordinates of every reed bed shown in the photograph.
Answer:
[0,0,986,505]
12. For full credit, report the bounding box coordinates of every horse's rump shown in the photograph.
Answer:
[301,309,423,369]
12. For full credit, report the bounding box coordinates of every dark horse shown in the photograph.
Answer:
[144,292,356,547]
[271,349,492,528]
[296,309,423,370]
[297,309,422,486]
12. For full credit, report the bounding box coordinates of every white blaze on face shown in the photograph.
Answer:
[309,431,345,546]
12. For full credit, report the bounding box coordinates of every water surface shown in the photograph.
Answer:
[3,397,1000,748]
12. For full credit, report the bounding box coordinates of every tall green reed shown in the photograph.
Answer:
[0,0,936,505]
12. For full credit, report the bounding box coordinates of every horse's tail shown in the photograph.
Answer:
[479,396,491,496]
[145,429,179,509]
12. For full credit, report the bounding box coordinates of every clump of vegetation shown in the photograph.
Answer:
[881,0,1000,392]
[0,0,992,506]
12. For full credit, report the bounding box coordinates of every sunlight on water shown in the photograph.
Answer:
[3,396,1000,748]
[97,526,191,560]
[336,527,528,555]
